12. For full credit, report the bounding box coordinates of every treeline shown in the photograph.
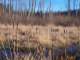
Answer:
[0,2,80,26]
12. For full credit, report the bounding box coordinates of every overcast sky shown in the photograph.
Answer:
[0,0,80,12]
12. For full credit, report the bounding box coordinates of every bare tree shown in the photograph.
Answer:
[75,0,79,16]
[31,0,36,13]
[9,0,11,15]
[79,0,80,10]
[68,0,70,15]
[49,0,52,12]
[73,0,75,10]
[38,0,44,12]
[79,0,80,15]
[28,0,36,13]
[73,0,79,16]
[3,0,6,14]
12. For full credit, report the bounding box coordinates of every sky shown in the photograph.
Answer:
[0,0,80,12]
